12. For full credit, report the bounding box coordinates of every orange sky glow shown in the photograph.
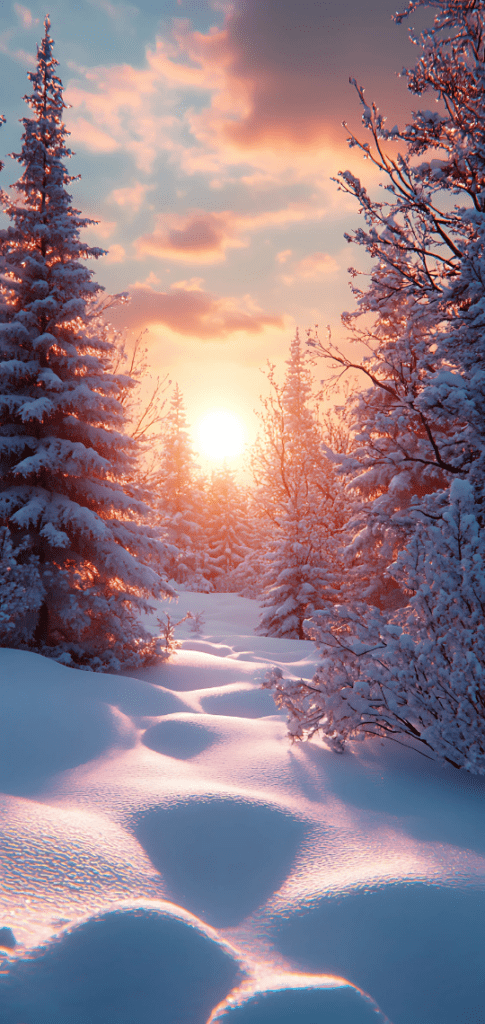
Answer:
[0,0,431,471]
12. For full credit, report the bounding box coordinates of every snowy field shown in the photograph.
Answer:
[1,591,485,1024]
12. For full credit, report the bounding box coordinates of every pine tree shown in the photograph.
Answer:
[266,0,485,767]
[204,463,253,591]
[0,20,173,669]
[154,383,210,590]
[0,526,44,645]
[251,333,347,638]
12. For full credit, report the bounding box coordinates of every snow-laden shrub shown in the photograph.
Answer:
[265,481,485,773]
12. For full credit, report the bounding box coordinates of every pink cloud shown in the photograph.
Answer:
[62,1,415,187]
[13,4,38,29]
[276,249,292,265]
[135,203,329,264]
[171,277,204,291]
[109,282,283,339]
[68,115,120,154]
[82,218,117,240]
[65,63,178,173]
[134,210,245,264]
[282,251,339,284]
[103,243,126,264]
[168,1,418,165]
[0,34,35,67]
[108,182,152,212]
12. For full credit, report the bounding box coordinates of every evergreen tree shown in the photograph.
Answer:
[251,334,347,638]
[267,0,485,767]
[0,526,44,645]
[154,383,210,590]
[0,20,173,669]
[204,463,253,591]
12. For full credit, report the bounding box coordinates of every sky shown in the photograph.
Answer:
[0,0,431,465]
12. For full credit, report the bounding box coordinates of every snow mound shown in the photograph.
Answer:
[0,904,244,1024]
[1,591,485,1022]
[199,684,278,719]
[131,796,309,928]
[210,982,388,1023]
[142,713,220,759]
[0,649,136,797]
[272,882,485,1024]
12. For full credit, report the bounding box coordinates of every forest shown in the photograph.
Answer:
[1,0,485,776]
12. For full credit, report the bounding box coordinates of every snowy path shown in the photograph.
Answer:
[1,592,485,1023]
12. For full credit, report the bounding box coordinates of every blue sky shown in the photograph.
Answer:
[0,0,428,455]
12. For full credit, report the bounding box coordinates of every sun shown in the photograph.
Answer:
[196,409,246,461]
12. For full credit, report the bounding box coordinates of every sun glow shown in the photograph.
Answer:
[196,409,246,460]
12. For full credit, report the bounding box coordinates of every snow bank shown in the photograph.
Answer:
[1,592,485,1023]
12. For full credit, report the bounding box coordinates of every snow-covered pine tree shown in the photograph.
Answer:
[0,525,44,645]
[252,333,347,638]
[154,383,210,590]
[204,463,253,591]
[267,0,485,767]
[0,19,174,669]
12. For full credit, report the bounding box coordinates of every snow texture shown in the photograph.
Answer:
[0,590,484,1024]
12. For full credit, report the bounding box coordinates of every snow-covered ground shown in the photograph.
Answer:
[1,591,485,1024]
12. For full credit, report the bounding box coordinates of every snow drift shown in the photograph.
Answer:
[0,591,484,1024]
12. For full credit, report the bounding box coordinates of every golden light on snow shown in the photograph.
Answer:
[196,409,246,460]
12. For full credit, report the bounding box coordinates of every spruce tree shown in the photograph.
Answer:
[252,334,347,638]
[154,384,210,590]
[0,19,173,669]
[204,464,252,592]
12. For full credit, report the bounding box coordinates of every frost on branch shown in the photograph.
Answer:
[266,481,485,773]
[0,527,44,644]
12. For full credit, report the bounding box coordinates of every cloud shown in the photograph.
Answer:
[65,62,178,174]
[83,218,117,240]
[61,0,418,195]
[108,181,152,212]
[170,0,415,159]
[0,31,35,66]
[103,243,126,263]
[134,210,245,264]
[69,116,121,154]
[109,282,283,339]
[282,251,339,284]
[276,249,292,264]
[13,4,39,29]
[85,0,139,26]
[135,203,329,264]
[171,277,204,291]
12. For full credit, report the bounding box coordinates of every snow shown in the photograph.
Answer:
[1,591,485,1024]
